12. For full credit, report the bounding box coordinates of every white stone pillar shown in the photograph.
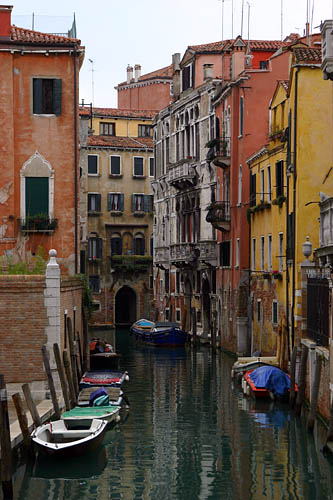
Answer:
[44,249,61,368]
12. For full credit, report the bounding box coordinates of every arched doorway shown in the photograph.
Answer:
[115,286,136,325]
[202,275,211,336]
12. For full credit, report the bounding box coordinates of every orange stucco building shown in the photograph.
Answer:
[0,5,84,274]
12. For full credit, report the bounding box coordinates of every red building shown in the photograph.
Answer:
[0,5,84,274]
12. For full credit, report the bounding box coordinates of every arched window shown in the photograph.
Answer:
[111,232,122,255]
[134,232,145,256]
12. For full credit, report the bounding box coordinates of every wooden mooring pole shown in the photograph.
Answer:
[63,349,77,407]
[53,343,71,411]
[41,345,61,420]
[67,318,79,397]
[289,346,298,409]
[22,384,41,428]
[191,308,198,347]
[295,344,309,416]
[307,353,322,432]
[12,392,33,456]
[0,375,13,499]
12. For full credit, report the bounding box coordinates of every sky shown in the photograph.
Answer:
[10,0,333,108]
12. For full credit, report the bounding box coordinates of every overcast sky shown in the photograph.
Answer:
[11,0,333,108]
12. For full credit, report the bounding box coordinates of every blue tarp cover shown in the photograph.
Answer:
[248,366,290,398]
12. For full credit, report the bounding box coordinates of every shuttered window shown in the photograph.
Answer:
[275,160,284,197]
[33,78,62,115]
[111,236,122,255]
[88,237,102,259]
[25,177,49,217]
[107,193,124,212]
[110,156,121,175]
[133,157,144,177]
[88,193,101,212]
[250,173,256,207]
[88,155,98,175]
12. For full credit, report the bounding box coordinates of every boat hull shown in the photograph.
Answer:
[78,386,123,407]
[31,419,107,458]
[131,321,188,347]
[79,370,128,390]
[61,405,120,426]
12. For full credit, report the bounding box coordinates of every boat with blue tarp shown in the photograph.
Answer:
[242,365,298,400]
[130,319,189,347]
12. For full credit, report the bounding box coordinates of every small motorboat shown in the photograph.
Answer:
[89,338,122,370]
[79,370,129,390]
[231,356,278,382]
[61,405,120,427]
[31,418,107,458]
[130,319,188,347]
[242,365,297,400]
[78,386,123,407]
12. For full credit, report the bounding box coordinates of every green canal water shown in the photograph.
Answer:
[9,328,333,499]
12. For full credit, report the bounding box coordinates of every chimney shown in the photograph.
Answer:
[0,5,12,40]
[172,53,181,71]
[172,53,181,100]
[203,63,214,81]
[127,65,133,84]
[134,64,141,82]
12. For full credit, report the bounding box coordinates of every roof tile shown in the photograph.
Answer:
[80,107,158,119]
[87,135,153,150]
[9,25,81,46]
[293,47,321,63]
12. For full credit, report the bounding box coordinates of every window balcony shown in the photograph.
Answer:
[19,216,58,233]
[168,159,197,190]
[110,255,153,271]
[206,201,230,231]
[170,242,200,268]
[206,138,230,168]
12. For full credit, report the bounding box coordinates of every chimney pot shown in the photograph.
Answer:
[134,64,141,82]
[127,65,133,84]
[203,63,214,81]
[0,5,12,40]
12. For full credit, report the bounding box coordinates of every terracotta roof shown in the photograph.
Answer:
[9,25,81,46]
[188,38,288,53]
[117,64,173,87]
[293,47,321,64]
[87,135,153,149]
[79,107,158,119]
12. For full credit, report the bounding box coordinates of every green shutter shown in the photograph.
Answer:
[53,79,62,115]
[120,194,124,211]
[107,193,112,211]
[33,79,43,114]
[25,177,49,217]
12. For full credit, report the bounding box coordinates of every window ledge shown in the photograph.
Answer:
[88,173,101,177]
[20,229,56,234]
[133,211,145,217]
[109,174,123,178]
[133,175,146,179]
[88,211,102,216]
[32,113,57,117]
[109,211,123,216]
[88,258,102,262]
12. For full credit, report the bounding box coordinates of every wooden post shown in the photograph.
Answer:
[82,306,90,372]
[289,346,298,408]
[76,333,84,375]
[295,344,308,416]
[0,375,13,499]
[211,313,217,353]
[307,353,322,432]
[12,393,33,454]
[53,343,71,411]
[67,318,79,397]
[22,383,41,428]
[192,307,198,347]
[41,345,61,420]
[75,341,83,380]
[169,304,174,323]
[181,306,187,331]
[63,349,76,407]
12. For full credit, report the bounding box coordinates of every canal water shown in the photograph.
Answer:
[9,328,333,499]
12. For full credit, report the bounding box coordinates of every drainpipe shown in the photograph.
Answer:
[247,163,253,355]
[286,171,290,358]
[291,67,299,350]
[74,47,78,274]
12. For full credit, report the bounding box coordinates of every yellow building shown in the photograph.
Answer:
[79,107,156,326]
[247,43,333,358]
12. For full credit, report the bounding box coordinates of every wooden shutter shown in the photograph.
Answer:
[107,193,112,211]
[132,195,136,212]
[120,194,124,211]
[25,177,49,217]
[276,161,283,197]
[53,79,62,115]
[33,79,43,114]
[96,194,101,212]
[191,62,195,88]
[97,238,103,258]
[250,174,256,207]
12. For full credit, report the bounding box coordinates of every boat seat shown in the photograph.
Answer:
[51,429,91,439]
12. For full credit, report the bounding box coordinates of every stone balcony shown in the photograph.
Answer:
[206,138,230,168]
[168,158,197,190]
[154,246,170,266]
[206,201,230,231]
[170,240,217,268]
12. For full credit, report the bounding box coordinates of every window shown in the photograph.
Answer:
[108,193,124,212]
[182,63,194,91]
[165,270,170,293]
[197,309,202,324]
[88,193,101,213]
[267,166,272,202]
[89,275,100,293]
[132,194,153,212]
[261,236,265,270]
[220,241,231,267]
[176,309,181,322]
[260,170,265,201]
[111,234,122,255]
[257,300,261,322]
[275,160,284,197]
[268,235,272,271]
[149,157,154,177]
[260,60,268,70]
[88,236,102,260]
[278,233,283,272]
[250,173,256,207]
[239,96,244,136]
[25,177,48,218]
[110,156,121,176]
[176,271,180,294]
[252,238,256,270]
[33,78,62,115]
[165,308,170,321]
[133,233,145,255]
[138,124,152,137]
[88,155,98,175]
[272,301,278,325]
[150,235,154,256]
[238,165,242,204]
[133,157,144,177]
[149,274,153,289]
[100,122,115,135]
[235,238,240,268]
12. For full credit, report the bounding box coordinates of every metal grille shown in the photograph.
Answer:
[307,277,329,347]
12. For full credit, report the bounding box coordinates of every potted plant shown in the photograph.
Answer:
[272,270,283,280]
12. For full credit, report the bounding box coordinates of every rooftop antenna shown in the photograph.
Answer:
[247,1,250,45]
[281,0,283,41]
[88,58,94,107]
[232,0,234,39]
[32,12,34,31]
[241,0,245,37]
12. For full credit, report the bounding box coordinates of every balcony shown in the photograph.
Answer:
[170,242,200,268]
[19,215,58,233]
[206,202,230,231]
[168,159,197,190]
[206,138,230,168]
[111,255,153,272]
[154,246,170,265]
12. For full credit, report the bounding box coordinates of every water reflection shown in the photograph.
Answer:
[7,329,333,499]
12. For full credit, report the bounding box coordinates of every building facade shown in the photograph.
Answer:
[80,107,155,325]
[0,5,84,275]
